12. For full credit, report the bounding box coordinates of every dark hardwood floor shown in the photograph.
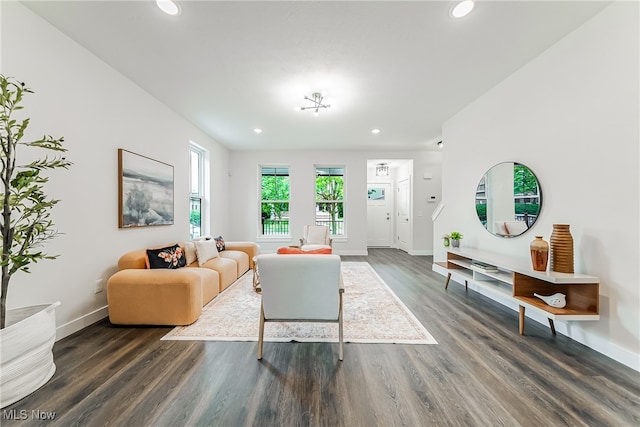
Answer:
[3,249,639,426]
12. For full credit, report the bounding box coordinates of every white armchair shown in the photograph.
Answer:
[255,253,344,361]
[299,225,333,251]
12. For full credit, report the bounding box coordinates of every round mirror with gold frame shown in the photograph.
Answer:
[475,162,542,237]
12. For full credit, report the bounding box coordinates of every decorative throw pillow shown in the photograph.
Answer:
[183,241,197,265]
[214,236,225,252]
[304,247,332,254]
[146,244,186,269]
[194,239,219,266]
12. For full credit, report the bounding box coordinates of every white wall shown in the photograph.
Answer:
[1,2,230,338]
[411,154,443,255]
[229,150,441,255]
[436,2,639,370]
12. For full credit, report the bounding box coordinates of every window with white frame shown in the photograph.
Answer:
[315,166,345,236]
[190,144,205,239]
[260,166,290,236]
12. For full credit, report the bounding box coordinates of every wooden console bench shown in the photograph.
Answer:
[433,248,599,335]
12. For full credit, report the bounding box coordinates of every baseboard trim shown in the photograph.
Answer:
[56,306,109,341]
[556,322,640,372]
[334,250,368,256]
[408,250,433,256]
[432,265,640,372]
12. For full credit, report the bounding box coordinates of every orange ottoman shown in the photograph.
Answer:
[277,247,332,254]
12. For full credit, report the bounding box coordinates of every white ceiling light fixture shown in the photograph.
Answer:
[371,129,381,134]
[450,1,474,19]
[254,128,263,134]
[296,92,331,116]
[156,0,181,16]
[376,163,389,177]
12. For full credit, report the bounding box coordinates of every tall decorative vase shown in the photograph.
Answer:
[0,302,60,408]
[550,224,574,273]
[530,236,549,271]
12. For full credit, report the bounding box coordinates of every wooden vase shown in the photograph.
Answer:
[550,224,574,273]
[530,236,549,271]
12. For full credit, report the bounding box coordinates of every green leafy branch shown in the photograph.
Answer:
[1,75,72,328]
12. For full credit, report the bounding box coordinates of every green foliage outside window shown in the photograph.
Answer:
[316,168,344,234]
[515,203,540,216]
[190,210,201,227]
[476,203,486,222]
[513,164,538,195]
[261,173,289,219]
[261,168,290,235]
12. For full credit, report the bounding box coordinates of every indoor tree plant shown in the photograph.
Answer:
[0,75,71,407]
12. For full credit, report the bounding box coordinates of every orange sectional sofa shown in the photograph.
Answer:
[107,241,259,326]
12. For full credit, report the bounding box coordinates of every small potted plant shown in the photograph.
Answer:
[450,231,463,248]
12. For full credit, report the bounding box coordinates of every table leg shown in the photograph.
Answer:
[445,273,451,290]
[519,305,525,335]
[252,258,260,293]
[548,318,556,336]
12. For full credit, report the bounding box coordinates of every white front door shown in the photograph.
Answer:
[367,183,392,247]
[397,178,410,252]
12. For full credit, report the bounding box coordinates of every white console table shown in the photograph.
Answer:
[433,248,600,335]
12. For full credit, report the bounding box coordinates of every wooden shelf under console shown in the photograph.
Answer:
[435,248,599,335]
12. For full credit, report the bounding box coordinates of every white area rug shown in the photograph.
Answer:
[162,262,437,345]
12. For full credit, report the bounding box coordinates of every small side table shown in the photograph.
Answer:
[252,256,260,293]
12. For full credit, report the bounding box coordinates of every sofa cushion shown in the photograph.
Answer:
[219,250,249,277]
[195,239,218,266]
[107,269,202,325]
[199,257,238,291]
[184,267,220,305]
[118,249,148,270]
[146,244,186,269]
[225,242,260,268]
[182,241,197,265]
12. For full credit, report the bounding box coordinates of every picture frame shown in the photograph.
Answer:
[118,149,174,228]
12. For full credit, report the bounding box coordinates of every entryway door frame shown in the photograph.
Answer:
[367,182,393,247]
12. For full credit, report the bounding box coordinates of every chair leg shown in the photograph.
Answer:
[338,292,344,361]
[258,302,265,360]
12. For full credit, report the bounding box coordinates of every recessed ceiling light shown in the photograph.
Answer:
[156,0,181,16]
[254,128,263,134]
[450,1,474,19]
[372,129,381,134]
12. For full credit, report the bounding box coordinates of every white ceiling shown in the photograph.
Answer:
[23,1,611,152]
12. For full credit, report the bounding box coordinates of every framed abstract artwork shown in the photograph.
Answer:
[118,149,174,228]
